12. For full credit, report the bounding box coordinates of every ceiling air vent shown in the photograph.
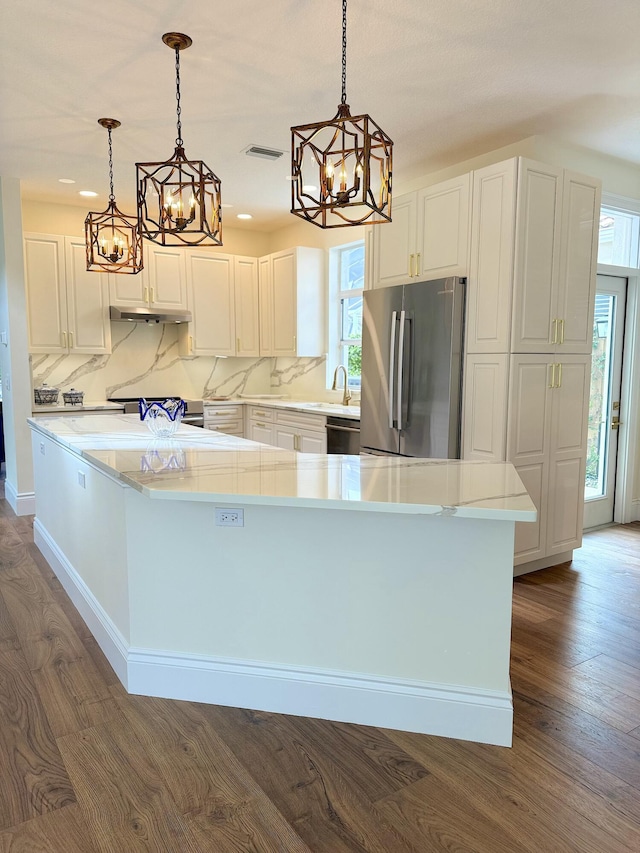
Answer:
[243,144,285,161]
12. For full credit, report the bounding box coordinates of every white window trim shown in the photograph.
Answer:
[327,239,364,391]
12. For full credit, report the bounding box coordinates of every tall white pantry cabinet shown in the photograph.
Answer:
[368,157,600,573]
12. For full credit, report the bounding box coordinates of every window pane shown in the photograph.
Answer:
[341,343,362,388]
[340,245,365,290]
[585,294,614,499]
[341,295,363,340]
[598,207,640,267]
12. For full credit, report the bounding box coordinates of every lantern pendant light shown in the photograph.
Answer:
[290,0,393,229]
[136,32,222,247]
[85,119,143,274]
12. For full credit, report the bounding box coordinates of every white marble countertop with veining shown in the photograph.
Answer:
[31,401,125,414]
[205,397,361,419]
[29,414,536,520]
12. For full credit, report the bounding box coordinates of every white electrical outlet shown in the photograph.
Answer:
[40,442,45,455]
[77,471,86,489]
[215,507,244,527]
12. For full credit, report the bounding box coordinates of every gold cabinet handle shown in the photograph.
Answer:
[559,318,565,344]
[189,335,193,354]
[143,286,149,304]
[557,362,562,387]
[237,338,241,352]
[69,331,74,349]
[293,434,299,451]
[551,318,558,345]
[293,334,297,352]
[255,422,266,428]
[408,254,413,277]
[254,410,267,416]
[61,331,67,349]
[548,363,556,388]
[150,286,155,304]
[415,253,421,276]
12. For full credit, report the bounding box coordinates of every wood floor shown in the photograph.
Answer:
[1,494,639,853]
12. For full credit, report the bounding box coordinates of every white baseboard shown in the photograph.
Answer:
[4,480,36,516]
[34,519,129,686]
[34,519,513,747]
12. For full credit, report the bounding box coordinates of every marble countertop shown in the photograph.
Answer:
[32,401,125,414]
[205,397,361,420]
[29,414,535,520]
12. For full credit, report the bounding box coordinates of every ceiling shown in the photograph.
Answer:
[2,0,640,232]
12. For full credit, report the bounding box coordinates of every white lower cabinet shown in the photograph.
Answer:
[507,353,590,567]
[245,406,327,453]
[203,403,244,437]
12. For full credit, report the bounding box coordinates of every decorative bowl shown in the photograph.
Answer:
[34,383,60,405]
[62,387,85,406]
[139,398,186,437]
[140,441,187,474]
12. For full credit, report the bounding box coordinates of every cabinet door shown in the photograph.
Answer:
[109,269,147,306]
[507,354,553,564]
[466,160,517,354]
[185,253,235,356]
[556,171,601,354]
[271,250,297,356]
[65,238,112,353]
[24,233,68,353]
[274,425,297,451]
[511,159,562,353]
[546,356,590,555]
[248,421,275,445]
[371,192,417,288]
[415,175,470,280]
[234,256,260,357]
[146,245,187,308]
[258,255,273,355]
[298,429,327,453]
[462,354,509,461]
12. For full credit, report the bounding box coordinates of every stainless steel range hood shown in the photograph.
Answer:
[110,306,192,324]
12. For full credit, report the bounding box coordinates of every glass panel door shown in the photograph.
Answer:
[583,275,627,529]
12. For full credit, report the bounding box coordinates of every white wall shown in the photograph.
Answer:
[0,178,35,513]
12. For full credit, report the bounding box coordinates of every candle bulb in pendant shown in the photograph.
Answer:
[325,162,334,193]
[354,163,363,192]
[339,164,347,192]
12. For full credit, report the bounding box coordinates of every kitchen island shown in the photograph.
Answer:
[29,414,535,746]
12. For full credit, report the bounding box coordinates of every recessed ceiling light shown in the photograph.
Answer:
[236,213,252,220]
[58,178,75,184]
[79,190,98,197]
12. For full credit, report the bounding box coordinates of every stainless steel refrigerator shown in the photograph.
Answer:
[360,277,465,457]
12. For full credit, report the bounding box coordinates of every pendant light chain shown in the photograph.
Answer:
[174,46,183,146]
[107,127,115,202]
[341,0,348,105]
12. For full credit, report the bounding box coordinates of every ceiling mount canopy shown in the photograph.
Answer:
[290,0,393,229]
[85,118,143,275]
[136,32,223,247]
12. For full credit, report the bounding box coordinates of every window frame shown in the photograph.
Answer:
[328,240,365,390]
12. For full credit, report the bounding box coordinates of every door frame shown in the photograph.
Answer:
[597,265,640,523]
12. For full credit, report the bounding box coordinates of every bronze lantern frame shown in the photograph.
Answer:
[136,33,222,247]
[290,0,393,229]
[85,118,143,274]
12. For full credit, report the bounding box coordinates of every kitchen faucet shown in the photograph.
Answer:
[331,364,352,406]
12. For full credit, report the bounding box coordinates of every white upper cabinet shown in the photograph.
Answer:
[24,233,111,354]
[259,247,324,357]
[466,160,517,353]
[110,243,187,310]
[511,159,563,354]
[371,193,417,287]
[370,176,471,289]
[179,253,235,357]
[234,257,260,357]
[415,174,471,280]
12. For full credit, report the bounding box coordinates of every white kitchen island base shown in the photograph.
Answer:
[30,415,535,747]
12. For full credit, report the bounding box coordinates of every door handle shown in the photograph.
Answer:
[548,363,556,388]
[557,362,562,387]
[559,318,565,344]
[388,311,397,428]
[612,415,622,430]
[551,318,558,345]
[415,253,421,276]
[397,310,406,429]
[408,255,414,278]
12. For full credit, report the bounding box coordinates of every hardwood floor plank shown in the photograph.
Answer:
[0,554,120,737]
[375,771,524,853]
[284,716,429,803]
[57,718,204,853]
[0,804,97,853]
[0,647,75,831]
[389,728,637,853]
[113,690,311,853]
[513,691,640,790]
[572,654,640,702]
[0,591,19,653]
[200,705,418,853]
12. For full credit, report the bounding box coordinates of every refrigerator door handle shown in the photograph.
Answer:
[397,310,406,429]
[388,311,397,428]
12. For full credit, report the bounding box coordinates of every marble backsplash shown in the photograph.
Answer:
[31,322,336,403]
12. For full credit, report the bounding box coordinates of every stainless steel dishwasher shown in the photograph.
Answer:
[325,416,360,454]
